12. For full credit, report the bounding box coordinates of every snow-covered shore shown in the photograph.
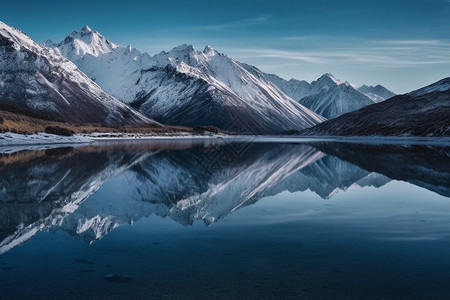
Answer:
[0,132,93,154]
[0,131,228,153]
[0,132,92,145]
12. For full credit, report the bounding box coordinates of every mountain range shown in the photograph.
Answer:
[45,25,396,131]
[46,26,325,133]
[265,73,395,118]
[1,20,447,136]
[304,78,450,136]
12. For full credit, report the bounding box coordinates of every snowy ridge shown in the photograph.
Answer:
[51,25,119,59]
[52,27,325,133]
[0,21,154,126]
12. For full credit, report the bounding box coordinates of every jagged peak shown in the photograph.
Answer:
[316,73,342,86]
[56,26,119,57]
[203,45,216,55]
[81,25,92,33]
[44,39,55,48]
[67,25,100,40]
[170,43,195,53]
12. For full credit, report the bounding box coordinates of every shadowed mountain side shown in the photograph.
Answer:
[302,78,450,137]
[312,142,450,197]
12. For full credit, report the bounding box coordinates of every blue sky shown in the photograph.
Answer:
[2,0,450,93]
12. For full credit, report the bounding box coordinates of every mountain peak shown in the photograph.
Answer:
[317,73,342,85]
[80,25,92,33]
[44,39,55,47]
[203,45,216,55]
[56,26,118,58]
[170,44,195,54]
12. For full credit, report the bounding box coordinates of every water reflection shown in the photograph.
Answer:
[0,140,449,254]
[313,142,450,197]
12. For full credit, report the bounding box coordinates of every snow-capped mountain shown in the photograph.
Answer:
[0,21,153,125]
[265,73,395,119]
[357,84,396,103]
[50,27,325,133]
[303,77,450,136]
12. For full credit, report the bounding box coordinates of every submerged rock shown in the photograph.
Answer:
[104,274,133,282]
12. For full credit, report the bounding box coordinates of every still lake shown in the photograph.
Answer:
[0,138,449,299]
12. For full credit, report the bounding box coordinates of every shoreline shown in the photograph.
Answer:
[1,132,449,154]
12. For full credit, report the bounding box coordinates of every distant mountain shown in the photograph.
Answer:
[303,78,450,136]
[357,84,396,103]
[265,73,395,118]
[0,21,153,126]
[50,27,324,133]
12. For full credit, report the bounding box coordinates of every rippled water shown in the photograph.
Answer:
[0,139,449,299]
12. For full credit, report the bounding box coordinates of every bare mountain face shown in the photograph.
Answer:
[50,27,325,133]
[265,73,396,119]
[303,78,450,137]
[0,21,153,126]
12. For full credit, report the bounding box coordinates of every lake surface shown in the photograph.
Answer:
[0,139,449,299]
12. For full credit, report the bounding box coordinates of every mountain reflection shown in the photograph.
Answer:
[313,142,450,197]
[0,139,449,253]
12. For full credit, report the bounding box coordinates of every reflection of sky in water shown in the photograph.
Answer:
[1,142,449,299]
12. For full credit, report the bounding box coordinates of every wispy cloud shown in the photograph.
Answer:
[225,38,450,69]
[374,39,450,46]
